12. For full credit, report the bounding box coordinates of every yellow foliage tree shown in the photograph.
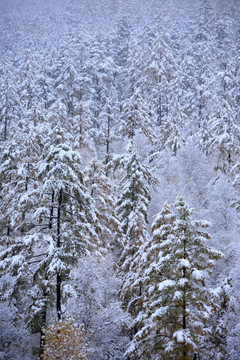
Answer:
[40,318,87,360]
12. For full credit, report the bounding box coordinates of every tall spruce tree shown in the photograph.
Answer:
[84,159,123,254]
[116,142,152,272]
[0,121,100,336]
[117,142,153,350]
[125,197,223,360]
[31,123,100,321]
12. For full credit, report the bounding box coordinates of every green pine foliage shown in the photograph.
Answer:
[0,1,239,358]
[116,142,152,270]
[125,197,223,360]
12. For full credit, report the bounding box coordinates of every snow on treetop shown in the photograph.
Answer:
[192,269,204,280]
[173,290,182,300]
[178,278,188,286]
[173,329,195,347]
[151,305,169,319]
[178,258,191,268]
[158,279,175,291]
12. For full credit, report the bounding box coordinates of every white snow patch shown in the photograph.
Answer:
[178,258,190,268]
[158,279,175,291]
[192,269,204,280]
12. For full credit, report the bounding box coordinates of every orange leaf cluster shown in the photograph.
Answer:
[40,318,88,360]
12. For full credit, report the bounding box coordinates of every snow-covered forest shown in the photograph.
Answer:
[0,0,240,359]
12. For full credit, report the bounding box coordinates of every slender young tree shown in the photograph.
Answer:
[84,159,123,254]
[122,86,156,143]
[204,97,240,172]
[115,142,154,350]
[116,141,152,272]
[97,88,120,164]
[0,60,20,141]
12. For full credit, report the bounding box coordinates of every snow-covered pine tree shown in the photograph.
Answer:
[0,118,44,348]
[205,97,240,173]
[53,45,79,118]
[0,59,20,140]
[30,122,100,322]
[124,202,176,359]
[0,119,101,342]
[0,117,42,238]
[126,197,223,360]
[117,141,153,343]
[116,141,152,272]
[97,88,121,164]
[150,114,184,161]
[122,86,156,144]
[84,159,123,254]
[169,196,223,359]
[140,31,177,127]
[180,0,216,138]
[206,278,231,360]
[71,99,95,155]
[121,38,156,144]
[16,49,41,114]
[84,37,117,149]
[119,212,151,339]
[112,19,131,67]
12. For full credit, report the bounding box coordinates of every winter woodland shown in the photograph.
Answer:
[0,0,240,359]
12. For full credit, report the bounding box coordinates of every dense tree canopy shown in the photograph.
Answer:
[0,0,239,359]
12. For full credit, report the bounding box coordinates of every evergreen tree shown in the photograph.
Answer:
[0,118,41,237]
[116,142,152,269]
[122,86,156,143]
[0,59,20,140]
[126,197,223,360]
[85,159,123,254]
[31,123,100,321]
[206,279,231,360]
[97,88,121,164]
[117,142,153,340]
[16,49,42,114]
[205,97,240,172]
[84,37,117,148]
[112,19,131,66]
[140,32,177,127]
[0,121,100,335]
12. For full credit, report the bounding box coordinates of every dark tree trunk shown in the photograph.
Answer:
[183,228,187,358]
[25,162,30,191]
[56,273,62,320]
[106,112,110,165]
[158,95,162,125]
[40,190,55,351]
[49,190,55,230]
[4,93,8,140]
[40,289,47,351]
[105,107,112,177]
[56,189,63,320]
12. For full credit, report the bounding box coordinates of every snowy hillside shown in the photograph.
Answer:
[0,0,240,359]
